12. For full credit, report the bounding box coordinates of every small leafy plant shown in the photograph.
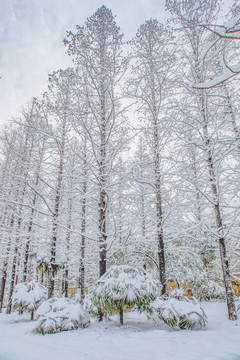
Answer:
[35,297,90,334]
[151,288,207,330]
[12,281,47,320]
[193,280,225,301]
[89,265,160,325]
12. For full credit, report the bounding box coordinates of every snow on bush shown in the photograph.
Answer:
[35,297,90,334]
[193,280,225,301]
[71,290,98,316]
[83,294,99,316]
[12,281,47,320]
[151,288,207,330]
[89,265,160,324]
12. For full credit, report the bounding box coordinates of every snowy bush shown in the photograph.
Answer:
[193,280,225,301]
[35,297,90,334]
[12,281,47,320]
[71,290,98,316]
[89,265,160,324]
[166,247,207,286]
[82,293,99,316]
[151,289,207,330]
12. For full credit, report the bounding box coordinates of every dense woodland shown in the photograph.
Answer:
[0,0,240,322]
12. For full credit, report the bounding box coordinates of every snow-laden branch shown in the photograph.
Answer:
[192,64,240,89]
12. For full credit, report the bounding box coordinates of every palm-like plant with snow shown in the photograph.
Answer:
[36,297,90,334]
[89,265,160,325]
[151,289,207,330]
[12,281,47,320]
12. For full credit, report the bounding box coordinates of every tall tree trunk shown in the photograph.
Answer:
[48,117,67,299]
[155,168,166,295]
[23,218,33,283]
[80,176,87,301]
[23,143,44,282]
[202,94,237,320]
[0,215,15,312]
[64,268,68,298]
[151,61,167,295]
[0,269,7,312]
[206,144,237,320]
[6,241,18,314]
[99,188,107,277]
[119,307,123,325]
[49,195,60,299]
[99,37,108,280]
[138,138,146,238]
[64,198,72,298]
[48,220,57,299]
[97,38,108,322]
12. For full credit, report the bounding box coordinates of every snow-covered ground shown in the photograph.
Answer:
[0,302,239,360]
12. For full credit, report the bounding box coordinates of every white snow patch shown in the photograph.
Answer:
[0,302,239,360]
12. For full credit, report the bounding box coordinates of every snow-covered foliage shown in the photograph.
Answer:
[193,280,225,301]
[89,265,160,323]
[166,245,207,286]
[82,294,99,316]
[35,297,90,334]
[12,281,47,319]
[71,290,98,316]
[151,289,207,330]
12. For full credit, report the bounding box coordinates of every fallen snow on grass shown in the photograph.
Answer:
[0,302,240,360]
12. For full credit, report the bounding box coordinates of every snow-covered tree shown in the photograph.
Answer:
[128,19,177,293]
[0,100,50,313]
[64,6,128,288]
[43,68,75,298]
[192,1,240,88]
[166,0,238,320]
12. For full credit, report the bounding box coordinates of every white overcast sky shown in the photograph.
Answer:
[0,0,233,127]
[0,0,168,126]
